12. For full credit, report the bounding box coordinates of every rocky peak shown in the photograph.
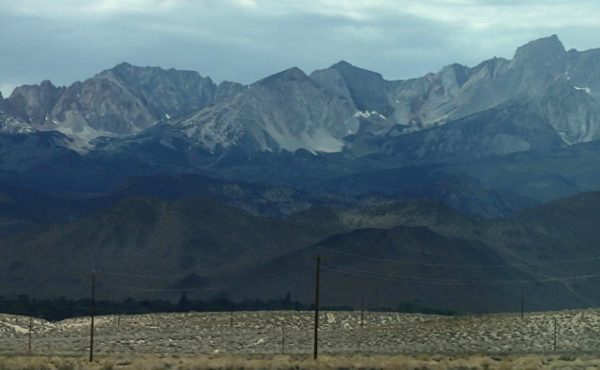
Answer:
[331,60,353,68]
[439,63,471,87]
[255,67,309,87]
[215,81,245,101]
[329,60,385,82]
[46,62,225,147]
[311,61,389,115]
[326,60,386,85]
[105,61,136,74]
[7,80,65,124]
[473,57,509,78]
[50,76,155,139]
[177,65,358,154]
[511,34,567,71]
[98,62,218,119]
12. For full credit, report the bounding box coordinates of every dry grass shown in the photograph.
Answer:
[0,353,597,370]
[3,310,600,368]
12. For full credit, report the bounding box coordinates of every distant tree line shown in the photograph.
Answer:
[0,293,456,321]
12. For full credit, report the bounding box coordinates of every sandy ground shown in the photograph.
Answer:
[1,353,600,369]
[1,309,600,361]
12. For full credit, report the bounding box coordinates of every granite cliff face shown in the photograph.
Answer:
[6,80,65,125]
[351,35,571,131]
[2,63,242,150]
[3,35,600,159]
[47,63,243,148]
[3,35,600,207]
[0,92,34,134]
[330,35,600,160]
[175,67,358,153]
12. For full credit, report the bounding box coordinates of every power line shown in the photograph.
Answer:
[322,263,600,286]
[318,246,600,268]
[96,258,308,282]
[101,265,306,293]
[95,266,247,280]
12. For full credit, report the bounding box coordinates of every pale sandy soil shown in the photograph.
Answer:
[0,353,599,370]
[1,310,600,361]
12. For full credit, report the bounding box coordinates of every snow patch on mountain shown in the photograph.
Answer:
[354,111,371,118]
[574,86,592,94]
[0,114,35,134]
[354,110,386,120]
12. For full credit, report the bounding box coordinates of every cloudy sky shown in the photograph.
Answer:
[1,0,600,96]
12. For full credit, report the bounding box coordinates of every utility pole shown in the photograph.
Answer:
[281,322,285,354]
[89,271,96,363]
[360,295,365,328]
[230,311,233,329]
[553,317,558,351]
[520,287,525,320]
[313,254,322,360]
[27,316,32,352]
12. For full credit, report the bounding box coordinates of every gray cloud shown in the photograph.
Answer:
[1,0,600,96]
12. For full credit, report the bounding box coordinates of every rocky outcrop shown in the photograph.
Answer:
[3,35,600,161]
[6,80,65,125]
[175,67,359,153]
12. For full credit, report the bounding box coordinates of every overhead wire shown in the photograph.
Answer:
[95,256,312,282]
[318,246,600,268]
[322,263,600,286]
[100,264,307,293]
[95,265,250,279]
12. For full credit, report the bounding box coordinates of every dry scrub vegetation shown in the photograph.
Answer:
[2,310,600,368]
[0,354,598,370]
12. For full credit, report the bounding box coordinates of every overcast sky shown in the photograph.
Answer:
[1,0,600,96]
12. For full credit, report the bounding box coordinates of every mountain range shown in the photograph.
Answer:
[3,35,600,312]
[4,34,599,154]
[1,35,600,213]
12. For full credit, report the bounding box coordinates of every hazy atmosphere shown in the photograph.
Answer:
[2,0,600,96]
[7,1,600,368]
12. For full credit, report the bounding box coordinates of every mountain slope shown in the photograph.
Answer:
[6,80,65,124]
[173,67,359,153]
[223,225,559,312]
[310,60,392,115]
[484,192,600,263]
[3,191,600,312]
[0,198,324,299]
[0,185,91,236]
[4,34,597,159]
[2,64,243,151]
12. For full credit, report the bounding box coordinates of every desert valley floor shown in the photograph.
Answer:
[3,310,600,368]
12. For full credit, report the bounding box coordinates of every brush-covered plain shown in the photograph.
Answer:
[2,310,600,368]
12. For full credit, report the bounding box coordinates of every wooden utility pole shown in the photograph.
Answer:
[553,317,558,351]
[520,287,525,320]
[89,271,96,363]
[281,322,285,354]
[313,254,322,360]
[230,311,233,329]
[360,295,365,328]
[27,316,32,352]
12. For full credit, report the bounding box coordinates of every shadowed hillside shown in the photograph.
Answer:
[3,192,600,312]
